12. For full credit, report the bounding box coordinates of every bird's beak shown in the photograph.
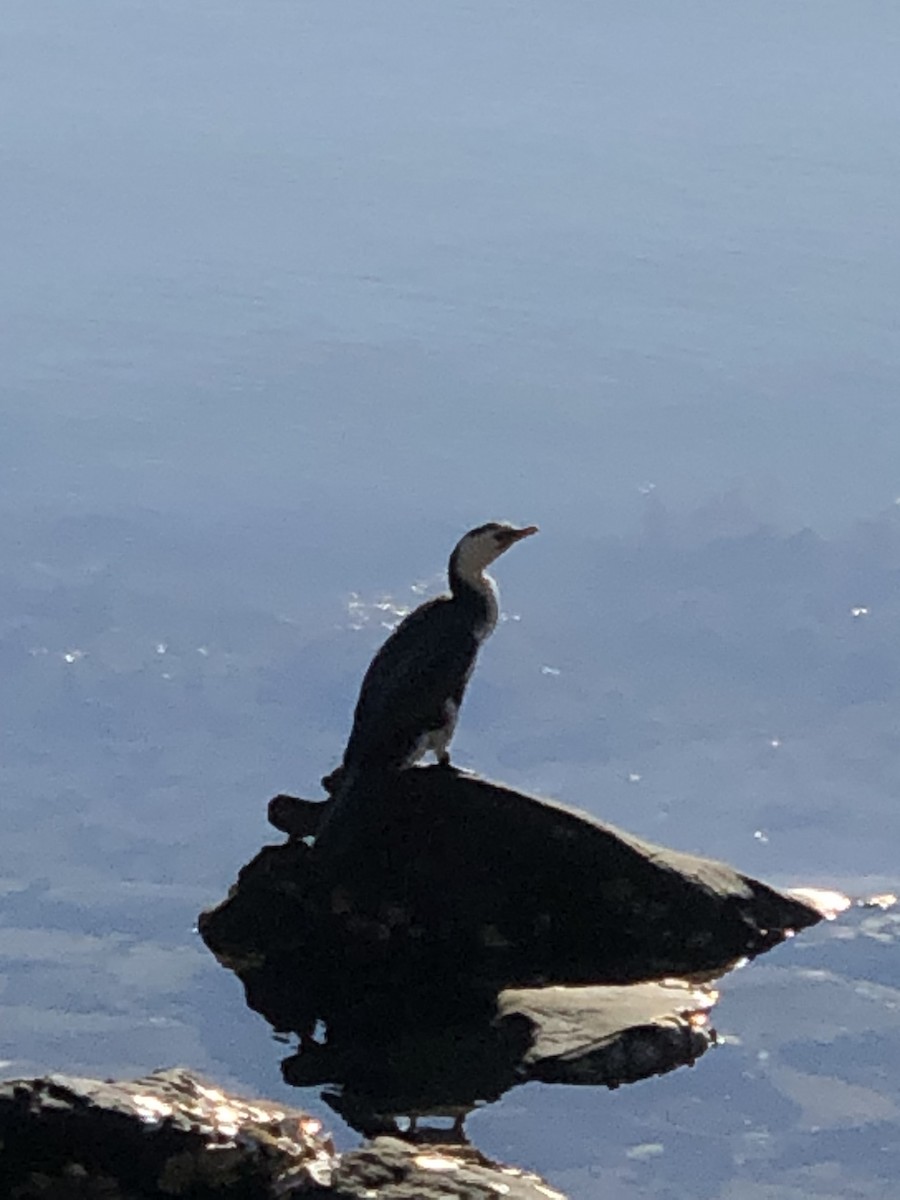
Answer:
[504,525,539,545]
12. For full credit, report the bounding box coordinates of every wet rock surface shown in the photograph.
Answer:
[0,1067,333,1198]
[327,1137,567,1200]
[0,1069,564,1200]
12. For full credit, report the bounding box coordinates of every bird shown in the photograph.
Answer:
[323,522,538,795]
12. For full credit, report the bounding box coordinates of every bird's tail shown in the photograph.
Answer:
[314,758,394,855]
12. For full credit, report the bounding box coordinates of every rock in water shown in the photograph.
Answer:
[205,767,823,1016]
[0,1067,565,1199]
[199,768,824,1131]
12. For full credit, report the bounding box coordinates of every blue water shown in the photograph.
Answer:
[3,2,900,1196]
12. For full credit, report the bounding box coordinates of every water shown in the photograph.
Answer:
[2,1,900,1195]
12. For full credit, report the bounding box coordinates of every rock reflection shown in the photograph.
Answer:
[200,768,827,1145]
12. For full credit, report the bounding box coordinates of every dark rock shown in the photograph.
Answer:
[0,1068,565,1200]
[0,1067,333,1198]
[269,792,332,839]
[203,769,822,1021]
[504,978,715,1087]
[328,1137,567,1200]
[199,769,823,1133]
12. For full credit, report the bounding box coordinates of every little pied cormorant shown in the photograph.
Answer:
[324,522,538,792]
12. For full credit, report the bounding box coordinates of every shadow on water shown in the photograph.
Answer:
[199,767,843,1154]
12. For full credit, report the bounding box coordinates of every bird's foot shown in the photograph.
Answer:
[434,757,478,779]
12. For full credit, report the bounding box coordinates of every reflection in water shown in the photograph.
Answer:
[200,770,826,1148]
[310,979,716,1143]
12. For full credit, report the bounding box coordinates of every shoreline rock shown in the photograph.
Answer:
[0,1068,565,1199]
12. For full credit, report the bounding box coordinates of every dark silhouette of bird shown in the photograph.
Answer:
[323,522,538,794]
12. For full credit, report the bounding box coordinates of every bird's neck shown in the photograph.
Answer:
[448,560,499,640]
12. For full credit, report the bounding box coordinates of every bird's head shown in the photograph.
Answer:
[450,521,539,582]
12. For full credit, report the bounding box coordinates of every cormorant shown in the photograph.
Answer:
[324,522,538,793]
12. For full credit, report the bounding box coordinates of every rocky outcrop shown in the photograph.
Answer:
[0,772,840,1196]
[0,1068,565,1199]
[199,769,824,1135]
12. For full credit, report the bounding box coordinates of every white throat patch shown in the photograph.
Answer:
[473,574,499,641]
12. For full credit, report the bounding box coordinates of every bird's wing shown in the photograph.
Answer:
[344,598,480,768]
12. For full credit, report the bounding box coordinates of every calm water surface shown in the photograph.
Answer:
[3,3,900,1196]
